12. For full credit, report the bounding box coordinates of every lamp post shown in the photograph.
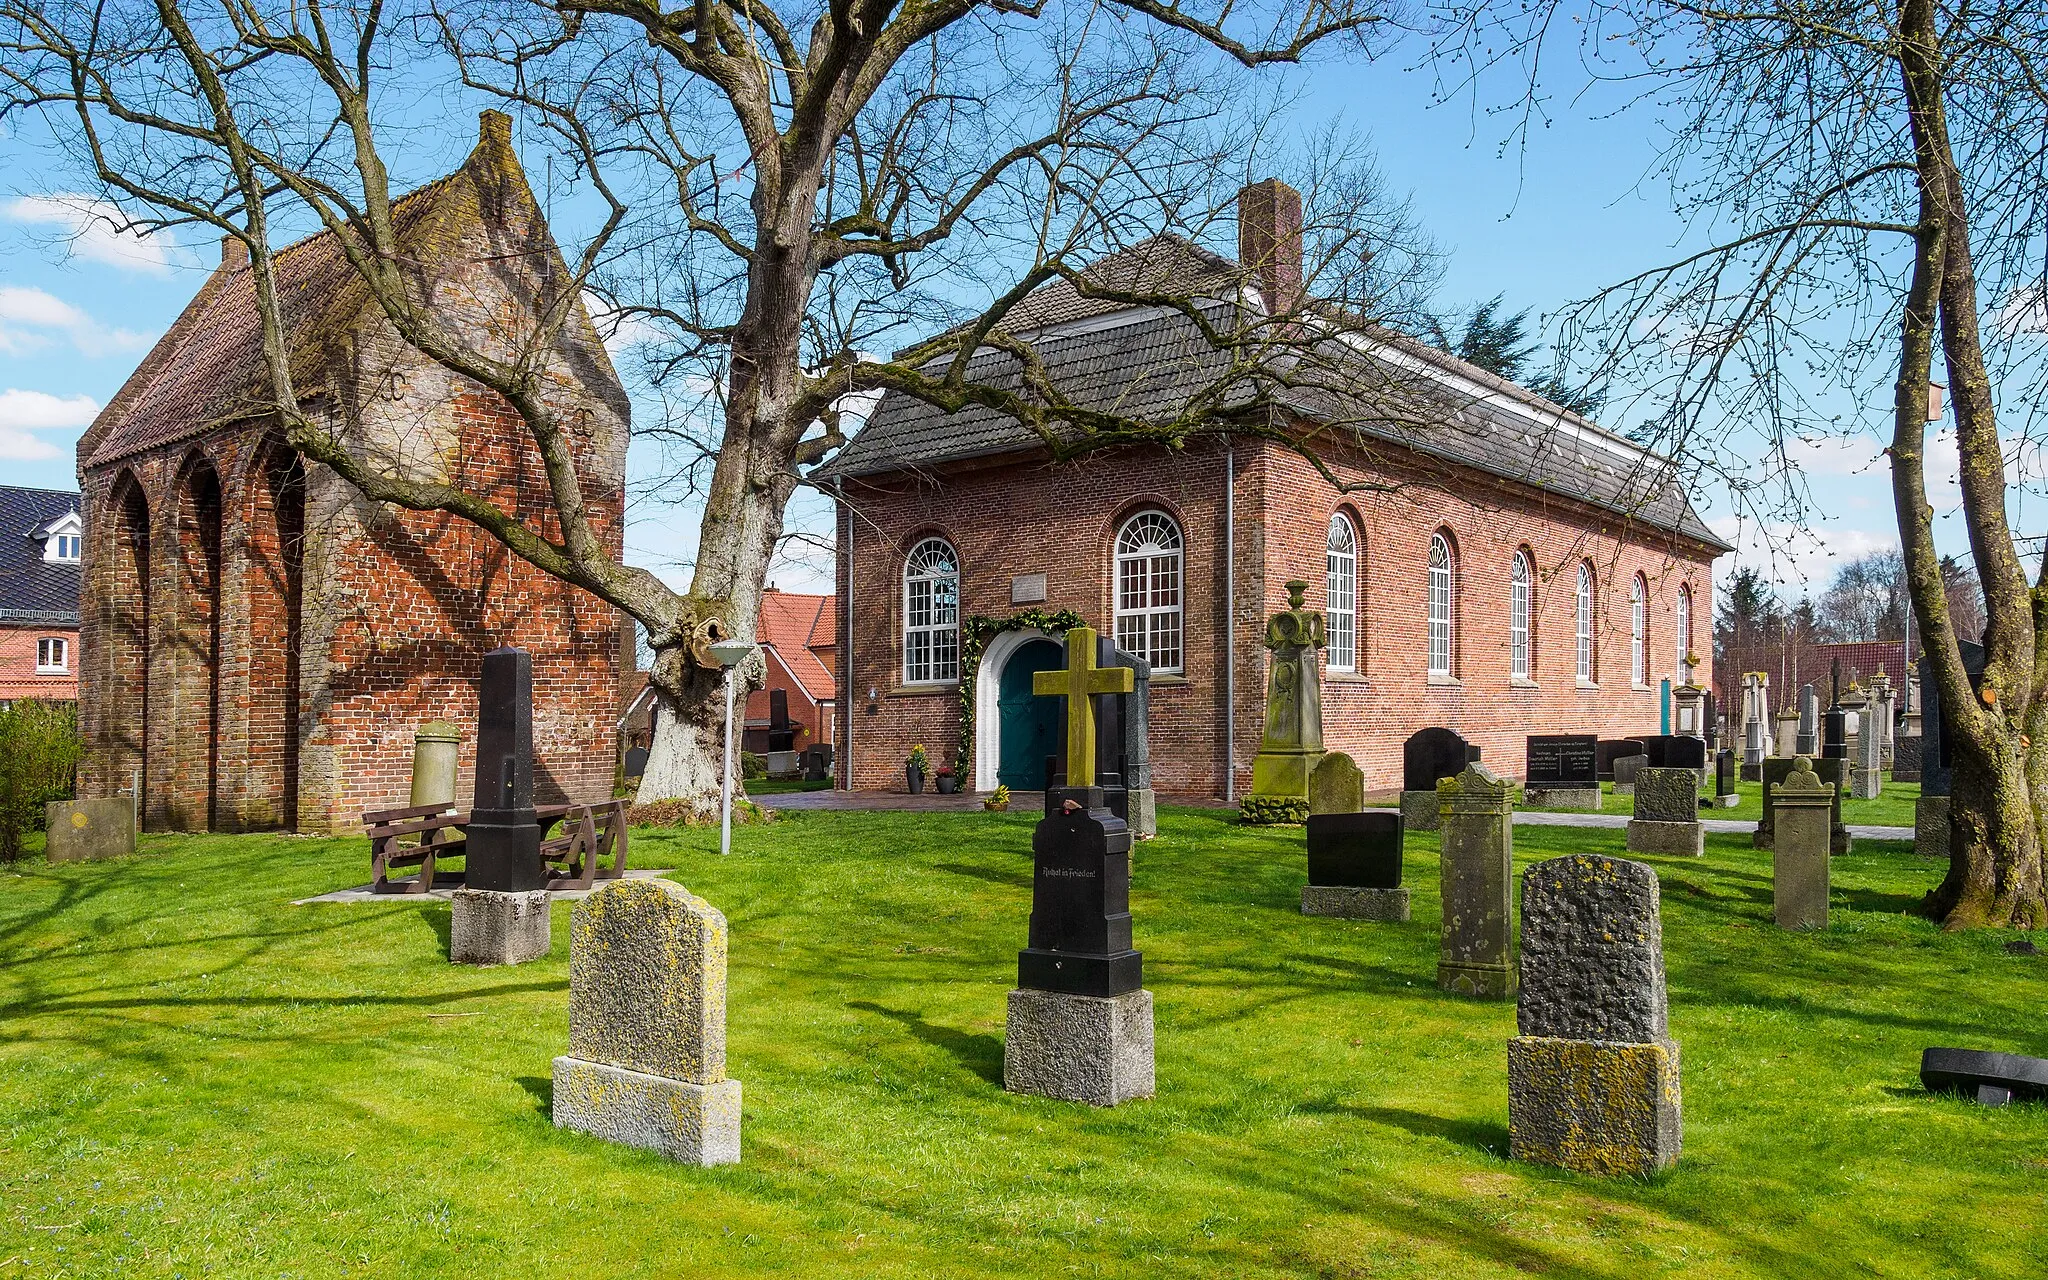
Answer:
[710,639,756,857]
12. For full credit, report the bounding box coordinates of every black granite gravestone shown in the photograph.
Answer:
[1596,739,1649,781]
[467,647,544,892]
[1306,812,1403,889]
[1920,641,1987,798]
[1526,735,1598,787]
[1822,710,1848,760]
[1921,1047,2048,1106]
[1715,750,1735,799]
[1642,735,1707,771]
[767,689,796,752]
[1703,691,1718,753]
[623,745,649,779]
[1404,728,1477,793]
[1018,787,1142,997]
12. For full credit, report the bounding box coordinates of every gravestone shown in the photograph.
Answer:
[1921,1048,2048,1107]
[1302,812,1409,921]
[1403,728,1477,832]
[1008,626,1153,1107]
[1626,767,1705,857]
[1740,671,1769,780]
[1703,690,1718,755]
[1852,702,1885,799]
[1775,709,1801,759]
[1037,629,1136,826]
[1523,735,1599,810]
[1612,753,1647,796]
[1754,755,1851,855]
[1795,684,1820,756]
[623,745,650,780]
[1507,854,1681,1177]
[801,744,833,782]
[1772,757,1834,930]
[1891,736,1923,783]
[43,798,136,863]
[1913,645,1984,859]
[1596,738,1647,782]
[1248,580,1326,810]
[1642,734,1708,782]
[1822,708,1848,761]
[1872,675,1897,769]
[766,688,796,752]
[453,647,551,966]
[1437,763,1516,1000]
[1097,637,1156,837]
[1711,749,1738,808]
[551,878,741,1164]
[1308,751,1364,817]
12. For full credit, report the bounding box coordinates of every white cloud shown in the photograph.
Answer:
[1780,432,1884,479]
[583,290,668,360]
[1709,516,1897,597]
[0,285,155,358]
[3,194,196,275]
[0,388,96,461]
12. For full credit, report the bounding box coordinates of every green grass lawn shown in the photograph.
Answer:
[1517,778,1922,827]
[2,809,2041,1278]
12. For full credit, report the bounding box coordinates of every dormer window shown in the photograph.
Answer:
[40,510,82,563]
[53,534,80,561]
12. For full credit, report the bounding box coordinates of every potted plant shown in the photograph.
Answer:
[934,763,959,794]
[906,744,929,794]
[983,783,1012,812]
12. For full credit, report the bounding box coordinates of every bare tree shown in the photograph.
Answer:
[1816,550,1909,642]
[2,0,1422,817]
[1433,0,2048,926]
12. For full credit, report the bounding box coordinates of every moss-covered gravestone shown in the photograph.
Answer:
[1772,757,1834,930]
[1244,580,1325,823]
[1508,854,1682,1177]
[551,878,742,1165]
[1437,763,1515,999]
[1624,767,1704,857]
[1308,751,1363,816]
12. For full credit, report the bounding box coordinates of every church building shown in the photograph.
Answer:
[76,112,627,834]
[822,180,1731,798]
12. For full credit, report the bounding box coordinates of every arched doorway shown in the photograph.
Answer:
[995,638,1064,791]
[173,456,223,831]
[104,473,151,821]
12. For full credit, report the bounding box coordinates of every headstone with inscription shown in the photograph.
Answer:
[1523,734,1599,810]
[1403,727,1477,832]
[1626,767,1705,857]
[1303,812,1409,921]
[1754,755,1851,855]
[452,647,551,966]
[1822,708,1848,761]
[1771,757,1834,930]
[1711,749,1738,808]
[1437,763,1516,1000]
[1508,854,1681,1177]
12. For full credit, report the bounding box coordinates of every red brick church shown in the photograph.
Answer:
[77,112,627,833]
[823,180,1731,798]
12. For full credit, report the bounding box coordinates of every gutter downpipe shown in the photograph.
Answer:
[1223,437,1236,804]
[837,477,854,792]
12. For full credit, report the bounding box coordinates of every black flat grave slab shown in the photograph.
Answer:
[1921,1047,2048,1106]
[1306,812,1402,889]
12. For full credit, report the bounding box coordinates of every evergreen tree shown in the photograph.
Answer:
[1448,296,1607,417]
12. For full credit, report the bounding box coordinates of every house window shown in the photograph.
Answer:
[1326,514,1357,673]
[902,537,960,684]
[1575,562,1596,682]
[1510,550,1533,679]
[1114,512,1184,673]
[1676,584,1693,679]
[1428,532,1455,677]
[52,534,80,561]
[1631,573,1648,686]
[37,637,68,673]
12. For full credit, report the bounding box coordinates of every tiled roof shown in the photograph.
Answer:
[821,240,1731,552]
[1813,641,1908,690]
[0,486,82,624]
[757,590,836,702]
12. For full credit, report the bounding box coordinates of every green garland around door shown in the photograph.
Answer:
[956,608,1086,775]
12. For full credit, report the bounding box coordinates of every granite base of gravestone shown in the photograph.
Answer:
[1437,764,1516,1000]
[1914,795,1951,859]
[551,878,741,1165]
[1303,812,1409,921]
[1507,854,1681,1177]
[1523,735,1599,811]
[1612,753,1647,797]
[1625,767,1705,858]
[1754,756,1851,855]
[1891,736,1923,783]
[1772,757,1834,930]
[44,799,136,862]
[451,888,552,965]
[1309,752,1365,817]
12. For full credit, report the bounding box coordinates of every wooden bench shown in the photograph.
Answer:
[365,802,467,895]
[536,800,630,890]
[363,799,628,894]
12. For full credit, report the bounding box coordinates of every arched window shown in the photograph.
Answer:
[1676,584,1693,679]
[1575,562,1596,682]
[1630,573,1648,686]
[1326,514,1358,673]
[1428,532,1455,677]
[903,537,960,684]
[1510,550,1533,679]
[1114,512,1183,674]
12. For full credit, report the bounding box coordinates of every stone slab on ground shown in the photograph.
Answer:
[44,799,136,863]
[1301,885,1411,921]
[1625,819,1705,858]
[1508,1037,1682,1177]
[1004,987,1154,1106]
[450,888,552,965]
[551,1057,741,1164]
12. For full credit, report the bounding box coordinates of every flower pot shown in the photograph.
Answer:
[935,774,959,794]
[983,799,1010,812]
[906,765,925,794]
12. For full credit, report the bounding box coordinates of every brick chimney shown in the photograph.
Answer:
[478,109,513,151]
[220,234,248,270]
[1238,178,1303,316]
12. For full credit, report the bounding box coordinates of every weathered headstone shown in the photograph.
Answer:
[1891,735,1923,783]
[1308,751,1364,817]
[1771,757,1833,930]
[1247,580,1326,812]
[1754,755,1851,855]
[1508,854,1681,1177]
[1871,674,1897,769]
[44,798,136,863]
[1403,728,1477,832]
[1740,671,1769,780]
[1626,767,1705,857]
[1524,734,1599,810]
[1437,763,1515,1000]
[552,878,740,1164]
[624,745,650,779]
[1711,749,1739,808]
[1009,626,1153,1106]
[1595,738,1647,782]
[1852,701,1884,799]
[453,647,551,966]
[1302,812,1408,921]
[1795,684,1820,756]
[1775,709,1801,759]
[1612,753,1648,796]
[1098,637,1156,837]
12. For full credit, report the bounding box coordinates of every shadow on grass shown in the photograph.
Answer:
[847,999,1005,1087]
[1837,886,1926,915]
[1300,1099,1511,1157]
[932,862,1030,890]
[420,903,453,951]
[518,1074,554,1117]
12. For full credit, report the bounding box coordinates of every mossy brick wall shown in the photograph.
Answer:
[833,433,1720,797]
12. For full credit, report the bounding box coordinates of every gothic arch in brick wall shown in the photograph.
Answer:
[99,471,152,815]
[242,437,305,829]
[170,453,224,831]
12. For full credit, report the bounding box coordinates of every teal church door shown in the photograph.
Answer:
[996,639,1064,790]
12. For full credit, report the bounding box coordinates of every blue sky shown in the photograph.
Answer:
[0,46,1985,604]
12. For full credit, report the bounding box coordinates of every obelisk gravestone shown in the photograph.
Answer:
[451,647,551,966]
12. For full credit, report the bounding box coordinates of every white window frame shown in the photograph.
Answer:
[1575,562,1596,682]
[902,537,960,685]
[1630,574,1648,686]
[36,637,68,674]
[41,512,83,564]
[1326,514,1358,673]
[1428,532,1455,678]
[1676,584,1692,680]
[1510,550,1532,679]
[1113,512,1184,674]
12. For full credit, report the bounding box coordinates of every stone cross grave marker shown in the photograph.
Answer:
[1508,854,1682,1177]
[1771,757,1834,930]
[1032,626,1134,790]
[1302,811,1409,921]
[452,647,551,966]
[552,878,741,1164]
[1308,751,1364,817]
[1437,763,1516,1000]
[1626,767,1705,857]
[1403,728,1477,832]
[1524,735,1599,811]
